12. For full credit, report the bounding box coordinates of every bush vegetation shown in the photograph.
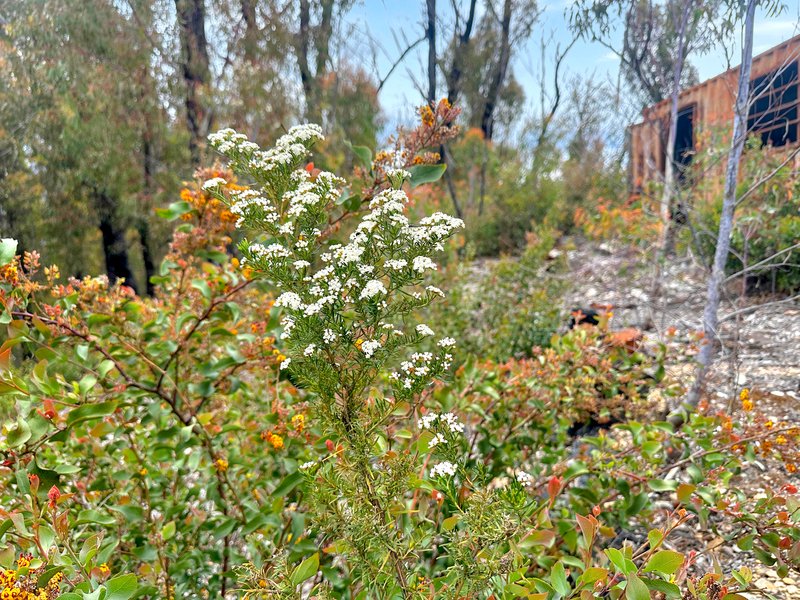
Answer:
[0,112,798,599]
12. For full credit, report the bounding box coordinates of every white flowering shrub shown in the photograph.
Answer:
[206,125,509,594]
[198,125,788,600]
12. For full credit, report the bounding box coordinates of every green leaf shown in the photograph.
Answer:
[161,521,176,541]
[579,567,608,584]
[442,515,460,531]
[105,574,138,600]
[347,143,372,168]
[647,478,677,492]
[191,279,212,300]
[409,164,446,188]
[643,578,682,599]
[549,561,571,597]
[605,548,632,575]
[5,417,31,448]
[66,401,117,427]
[155,201,192,221]
[290,553,319,586]
[272,472,303,497]
[643,550,684,575]
[624,573,650,600]
[0,239,17,266]
[75,509,116,526]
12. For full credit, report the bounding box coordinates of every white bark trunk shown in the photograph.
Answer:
[678,0,757,419]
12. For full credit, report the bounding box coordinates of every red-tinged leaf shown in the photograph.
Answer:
[577,513,597,546]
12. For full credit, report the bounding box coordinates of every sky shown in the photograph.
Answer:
[341,0,800,130]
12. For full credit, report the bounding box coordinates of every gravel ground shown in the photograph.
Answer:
[561,240,799,597]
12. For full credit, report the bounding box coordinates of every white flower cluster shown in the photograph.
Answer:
[426,285,445,298]
[228,189,276,227]
[206,124,465,405]
[385,168,411,180]
[359,279,387,300]
[415,324,434,337]
[412,256,437,273]
[428,432,447,448]
[391,344,454,390]
[209,124,323,175]
[361,339,381,358]
[513,469,533,487]
[248,243,291,265]
[417,412,464,434]
[202,177,227,190]
[430,461,457,478]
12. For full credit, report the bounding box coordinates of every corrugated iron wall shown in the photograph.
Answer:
[629,34,800,194]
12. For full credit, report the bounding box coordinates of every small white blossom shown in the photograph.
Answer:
[416,324,434,337]
[279,358,291,370]
[323,328,338,344]
[513,470,533,487]
[428,433,447,448]
[202,177,226,190]
[275,292,304,310]
[385,259,407,270]
[304,344,316,357]
[439,412,465,434]
[412,256,437,272]
[426,285,445,297]
[361,339,381,358]
[430,461,457,478]
[299,461,317,470]
[359,279,387,300]
[438,337,456,348]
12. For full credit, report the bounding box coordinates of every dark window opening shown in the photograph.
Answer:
[674,105,695,182]
[748,60,798,147]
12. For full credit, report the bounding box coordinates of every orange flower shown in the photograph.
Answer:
[214,458,229,472]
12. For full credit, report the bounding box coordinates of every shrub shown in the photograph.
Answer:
[0,116,798,599]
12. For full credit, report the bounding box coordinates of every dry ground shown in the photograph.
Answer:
[562,240,799,597]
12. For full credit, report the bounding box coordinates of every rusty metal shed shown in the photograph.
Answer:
[629,34,800,192]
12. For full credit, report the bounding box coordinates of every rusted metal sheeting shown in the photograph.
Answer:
[629,34,800,192]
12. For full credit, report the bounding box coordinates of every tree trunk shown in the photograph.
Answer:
[657,0,692,257]
[479,0,512,141]
[445,0,477,108]
[97,192,137,292]
[425,0,436,105]
[139,127,156,296]
[674,0,756,423]
[175,0,210,166]
[296,0,334,124]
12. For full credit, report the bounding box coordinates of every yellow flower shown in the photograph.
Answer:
[98,563,110,576]
[741,388,753,411]
[291,414,305,432]
[214,458,229,472]
[269,434,284,450]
